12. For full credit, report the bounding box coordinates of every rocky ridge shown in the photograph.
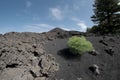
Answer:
[0,31,60,80]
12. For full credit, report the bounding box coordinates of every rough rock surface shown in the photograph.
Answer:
[1,28,120,80]
[89,64,100,75]
[0,32,59,80]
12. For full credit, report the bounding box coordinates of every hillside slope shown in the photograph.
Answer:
[0,28,120,80]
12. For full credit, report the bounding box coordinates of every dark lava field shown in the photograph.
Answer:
[0,28,120,80]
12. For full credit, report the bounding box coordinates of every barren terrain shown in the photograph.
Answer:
[0,28,120,80]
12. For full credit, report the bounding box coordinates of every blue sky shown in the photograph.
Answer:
[0,0,94,34]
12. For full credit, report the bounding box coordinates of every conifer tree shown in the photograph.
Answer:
[91,0,120,33]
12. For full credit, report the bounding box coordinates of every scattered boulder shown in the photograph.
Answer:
[89,64,100,75]
[105,47,114,56]
[99,39,108,46]
[89,50,99,56]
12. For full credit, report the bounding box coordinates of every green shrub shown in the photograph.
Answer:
[67,36,94,56]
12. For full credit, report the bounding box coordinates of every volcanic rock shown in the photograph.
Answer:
[0,28,120,80]
[105,47,114,56]
[99,39,108,46]
[89,64,100,75]
[0,31,59,80]
[89,50,99,56]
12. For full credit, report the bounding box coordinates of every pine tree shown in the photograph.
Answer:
[91,0,120,33]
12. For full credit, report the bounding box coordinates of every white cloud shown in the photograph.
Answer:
[26,1,32,8]
[24,22,87,33]
[61,27,80,31]
[71,17,88,32]
[26,23,54,29]
[60,27,71,31]
[77,22,87,32]
[24,23,55,33]
[24,23,77,33]
[55,25,79,31]
[49,5,71,20]
[49,8,63,20]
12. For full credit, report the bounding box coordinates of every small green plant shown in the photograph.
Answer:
[67,36,94,56]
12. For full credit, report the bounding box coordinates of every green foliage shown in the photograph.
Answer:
[91,0,120,34]
[87,25,109,34]
[87,25,100,33]
[67,36,94,56]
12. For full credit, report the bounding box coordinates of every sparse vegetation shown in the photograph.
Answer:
[67,36,94,56]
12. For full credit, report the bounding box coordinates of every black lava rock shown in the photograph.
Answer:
[105,47,114,56]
